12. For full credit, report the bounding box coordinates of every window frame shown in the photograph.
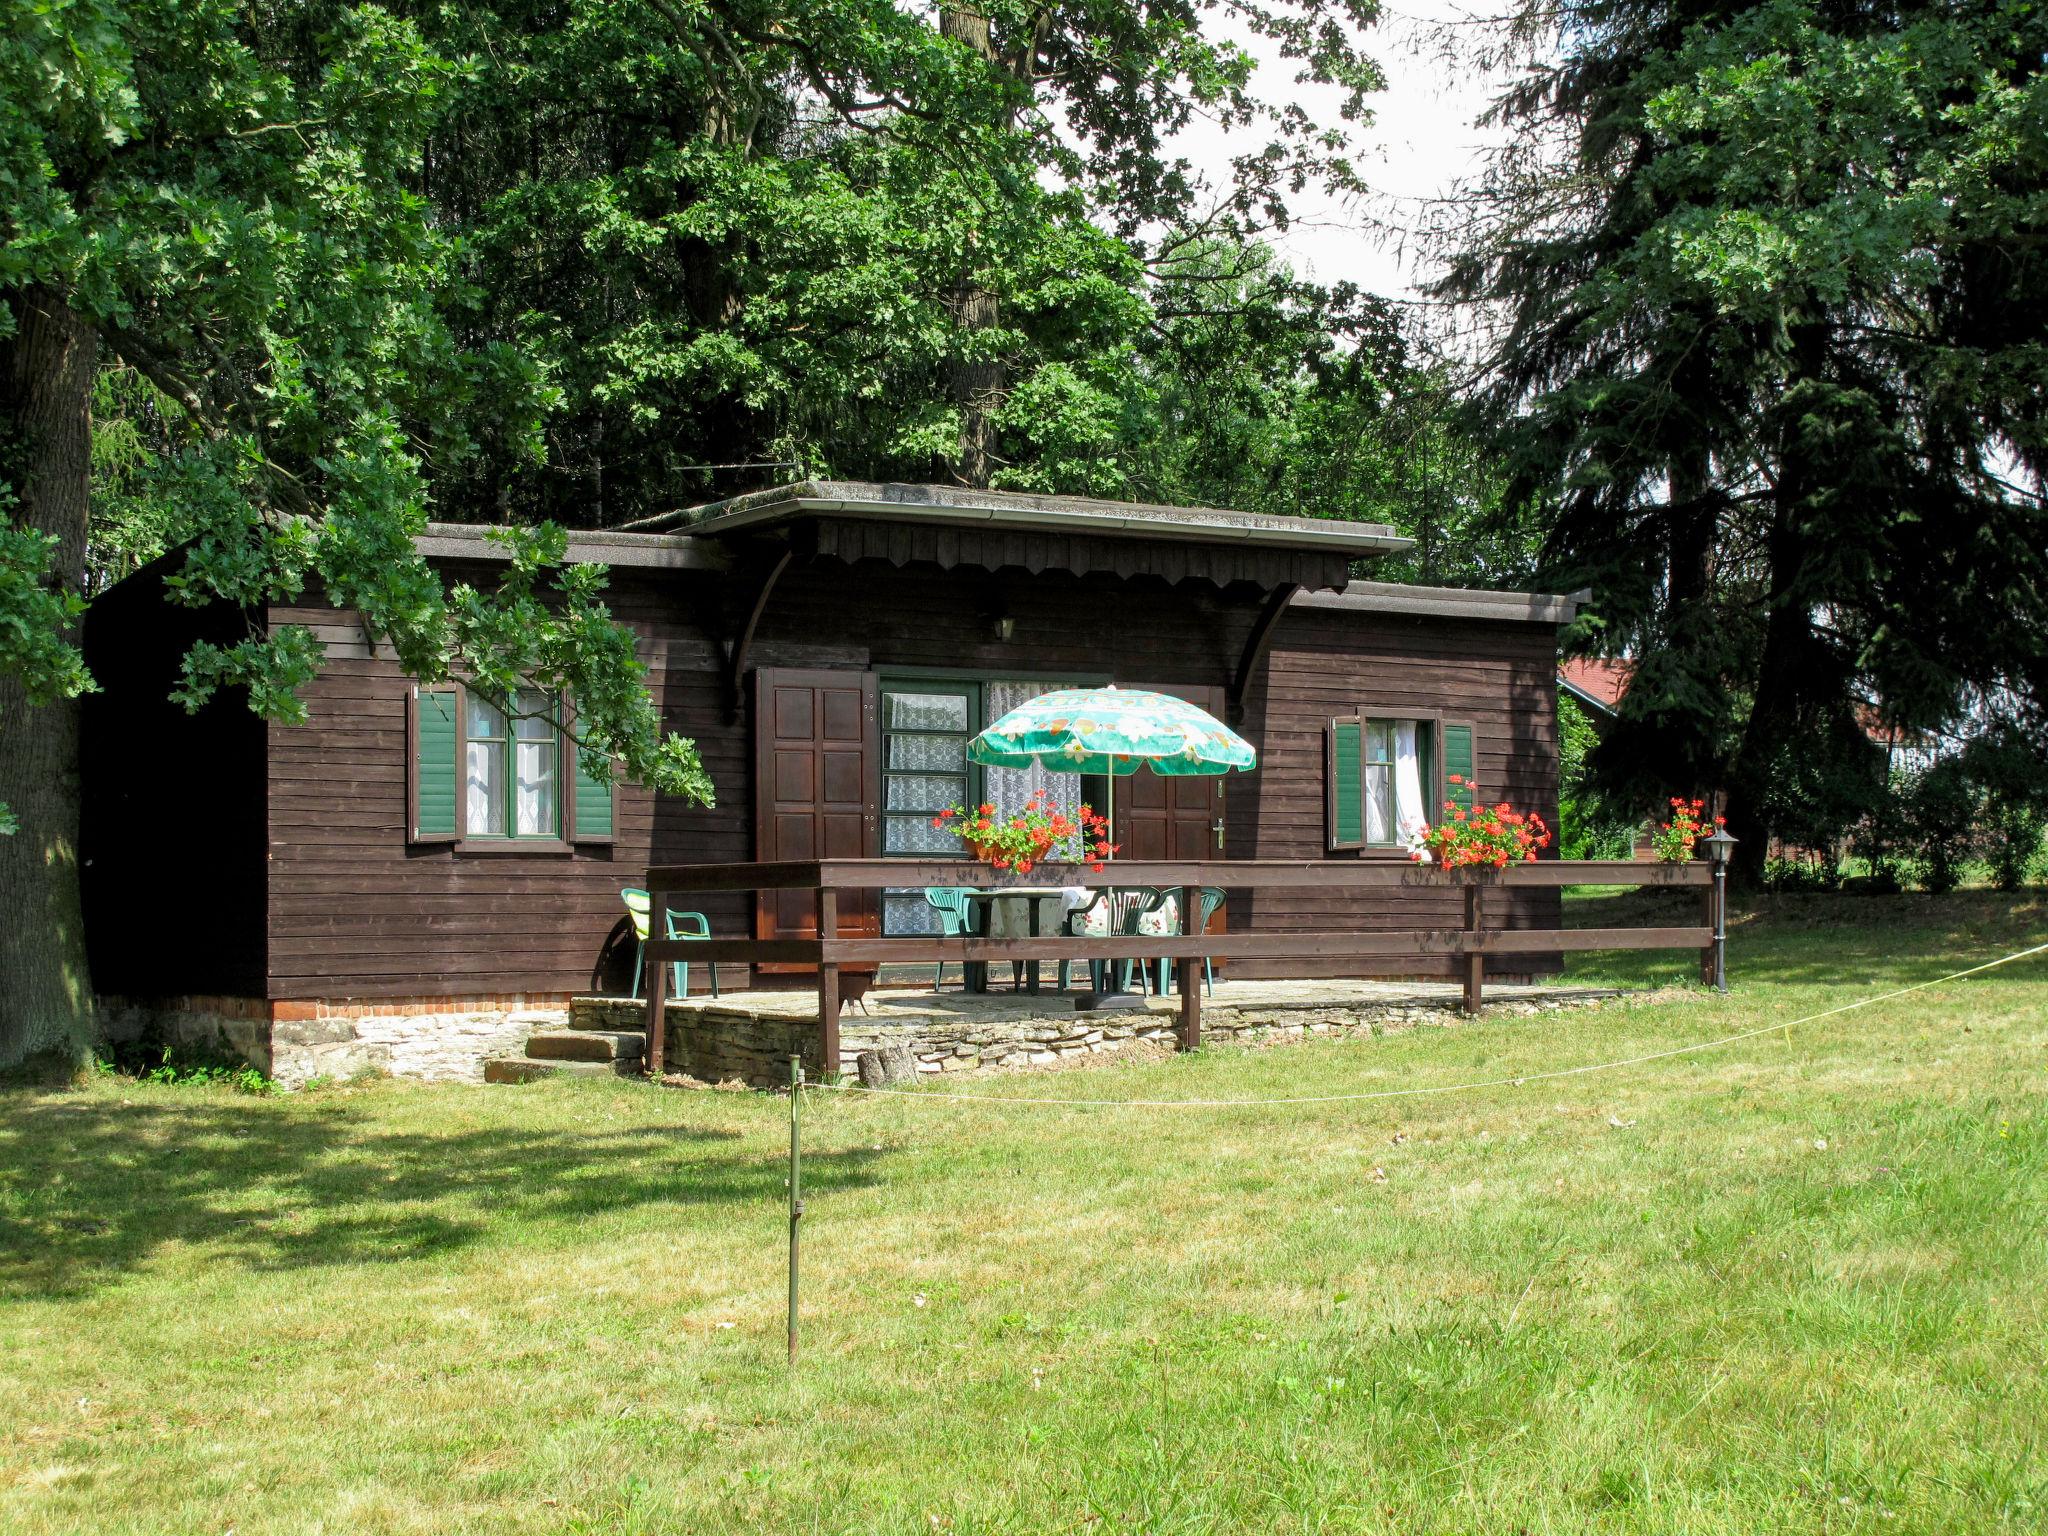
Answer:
[1326,707,1456,858]
[409,681,612,856]
[878,676,984,859]
[877,677,984,939]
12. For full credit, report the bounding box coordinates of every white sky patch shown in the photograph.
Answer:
[1168,1,1513,303]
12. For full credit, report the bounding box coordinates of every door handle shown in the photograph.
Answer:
[1211,817,1226,851]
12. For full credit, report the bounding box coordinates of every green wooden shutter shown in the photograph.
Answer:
[572,743,615,843]
[411,685,460,843]
[1441,722,1477,813]
[1328,718,1364,850]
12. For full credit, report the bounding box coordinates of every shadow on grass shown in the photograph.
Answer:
[0,1089,882,1301]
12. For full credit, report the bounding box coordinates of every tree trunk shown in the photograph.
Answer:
[940,4,1005,487]
[1725,336,1823,884]
[0,288,98,1073]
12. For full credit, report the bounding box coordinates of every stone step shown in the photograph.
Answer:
[568,1005,649,1031]
[484,1055,642,1084]
[525,1029,645,1063]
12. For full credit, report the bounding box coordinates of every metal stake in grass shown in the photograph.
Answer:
[787,1052,804,1367]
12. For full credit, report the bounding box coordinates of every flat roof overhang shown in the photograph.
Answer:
[629,479,1414,560]
[1291,581,1584,626]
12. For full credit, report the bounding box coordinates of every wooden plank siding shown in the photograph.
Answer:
[87,548,1564,1004]
[1233,608,1564,976]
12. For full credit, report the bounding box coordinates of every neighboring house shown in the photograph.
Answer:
[81,481,1581,1080]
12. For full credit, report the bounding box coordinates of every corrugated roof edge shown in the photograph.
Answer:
[1292,581,1586,626]
[623,479,1412,554]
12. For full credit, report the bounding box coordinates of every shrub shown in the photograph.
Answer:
[1983,801,2046,891]
[1962,726,2048,892]
[1901,760,1982,894]
[1764,854,1843,893]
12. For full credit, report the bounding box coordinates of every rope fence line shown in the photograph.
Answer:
[806,939,2048,1111]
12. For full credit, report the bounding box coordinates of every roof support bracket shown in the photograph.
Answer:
[724,544,795,725]
[1227,582,1300,726]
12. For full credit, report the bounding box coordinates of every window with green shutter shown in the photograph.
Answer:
[571,739,615,842]
[1326,713,1475,852]
[1441,722,1477,814]
[410,685,461,843]
[407,685,613,848]
[1328,720,1364,849]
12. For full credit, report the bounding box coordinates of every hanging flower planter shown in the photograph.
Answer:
[1410,774,1552,870]
[932,791,1118,876]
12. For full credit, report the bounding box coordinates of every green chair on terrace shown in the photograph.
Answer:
[1150,887,1228,998]
[924,887,979,989]
[1070,887,1170,994]
[621,887,719,1001]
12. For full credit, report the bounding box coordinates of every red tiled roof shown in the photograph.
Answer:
[1558,658,1633,712]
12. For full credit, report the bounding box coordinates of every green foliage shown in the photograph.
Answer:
[95,1033,274,1095]
[0,518,91,706]
[1443,0,2048,861]
[1901,760,1982,895]
[1961,725,2048,891]
[2,0,706,805]
[1556,693,1635,859]
[387,0,1387,519]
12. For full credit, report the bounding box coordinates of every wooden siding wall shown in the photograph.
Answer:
[80,556,269,999]
[259,553,1560,1001]
[1235,609,1564,974]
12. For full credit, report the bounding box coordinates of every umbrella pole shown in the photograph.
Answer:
[1077,767,1143,1013]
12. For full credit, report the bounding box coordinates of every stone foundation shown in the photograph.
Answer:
[267,1008,564,1088]
[96,995,567,1089]
[573,979,1623,1090]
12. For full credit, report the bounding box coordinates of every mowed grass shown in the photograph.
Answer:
[3,892,2045,1535]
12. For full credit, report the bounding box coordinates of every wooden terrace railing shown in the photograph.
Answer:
[639,858,1724,1078]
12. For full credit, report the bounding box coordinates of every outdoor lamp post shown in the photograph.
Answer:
[1703,826,1736,993]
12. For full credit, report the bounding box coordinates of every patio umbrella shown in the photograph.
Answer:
[968,684,1256,856]
[967,685,1254,1005]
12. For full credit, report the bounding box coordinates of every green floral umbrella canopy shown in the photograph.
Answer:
[968,686,1256,776]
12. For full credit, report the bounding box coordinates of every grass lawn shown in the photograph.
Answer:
[4,890,2045,1534]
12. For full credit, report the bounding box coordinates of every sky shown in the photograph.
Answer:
[1168,1,1514,306]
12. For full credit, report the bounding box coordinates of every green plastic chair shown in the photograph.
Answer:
[621,887,718,1000]
[1151,887,1227,998]
[924,887,979,989]
[1070,887,1169,994]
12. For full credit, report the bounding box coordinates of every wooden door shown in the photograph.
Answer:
[1116,683,1229,860]
[753,668,880,967]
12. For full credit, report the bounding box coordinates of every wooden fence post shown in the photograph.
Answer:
[1178,882,1203,1050]
[644,907,668,1077]
[1461,882,1484,1015]
[815,885,841,1080]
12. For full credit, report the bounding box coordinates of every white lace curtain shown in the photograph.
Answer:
[982,680,1081,826]
[1364,719,1431,845]
[881,680,1078,937]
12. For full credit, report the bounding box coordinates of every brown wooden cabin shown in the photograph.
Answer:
[80,481,1576,1066]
